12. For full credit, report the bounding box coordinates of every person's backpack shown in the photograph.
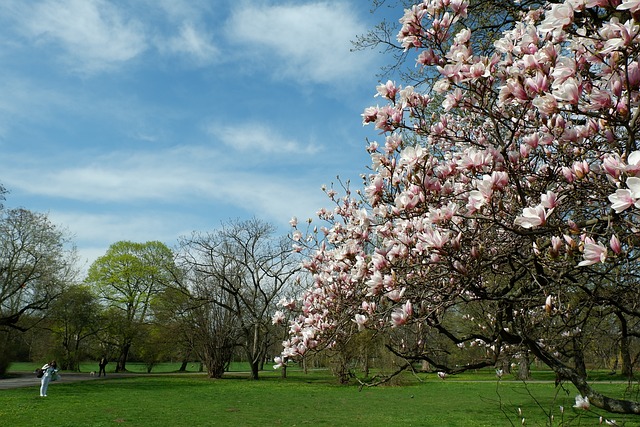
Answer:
[35,368,44,378]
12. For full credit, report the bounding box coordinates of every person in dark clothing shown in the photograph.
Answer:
[98,357,108,377]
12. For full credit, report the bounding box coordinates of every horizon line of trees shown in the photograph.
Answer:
[0,196,304,379]
[1,196,638,384]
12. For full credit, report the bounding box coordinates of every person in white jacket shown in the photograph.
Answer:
[40,360,58,397]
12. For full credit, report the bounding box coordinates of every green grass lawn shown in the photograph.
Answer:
[2,366,639,426]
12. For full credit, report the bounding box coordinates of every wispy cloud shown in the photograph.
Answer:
[48,209,202,271]
[3,0,224,73]
[2,143,327,219]
[14,0,147,74]
[5,142,328,268]
[0,75,79,142]
[212,122,320,155]
[0,0,375,272]
[226,1,375,85]
[162,22,219,64]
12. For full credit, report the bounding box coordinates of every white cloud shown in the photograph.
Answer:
[2,143,327,221]
[213,122,319,154]
[18,144,329,271]
[50,211,179,245]
[8,149,204,203]
[15,0,147,73]
[162,22,219,64]
[226,1,375,84]
[47,210,195,274]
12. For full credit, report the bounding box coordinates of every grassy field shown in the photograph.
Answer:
[2,364,640,426]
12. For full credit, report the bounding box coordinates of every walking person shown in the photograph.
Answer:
[98,357,108,377]
[40,360,59,397]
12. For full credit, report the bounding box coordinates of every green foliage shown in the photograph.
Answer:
[47,285,102,371]
[85,241,178,372]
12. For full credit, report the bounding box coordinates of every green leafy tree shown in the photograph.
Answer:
[86,241,177,372]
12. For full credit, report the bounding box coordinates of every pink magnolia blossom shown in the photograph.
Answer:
[618,0,640,13]
[561,166,575,182]
[390,300,413,327]
[353,314,367,331]
[540,191,559,209]
[578,238,608,266]
[514,205,552,228]
[278,298,296,310]
[376,80,399,101]
[572,160,590,179]
[625,151,640,176]
[608,189,636,213]
[550,236,563,257]
[272,311,286,325]
[467,190,486,212]
[538,3,574,34]
[532,94,558,115]
[273,356,285,369]
[553,77,580,104]
[573,395,590,410]
[450,0,468,17]
[610,235,622,254]
[607,177,640,212]
[602,153,623,179]
[386,287,406,302]
[545,295,554,314]
[587,87,612,110]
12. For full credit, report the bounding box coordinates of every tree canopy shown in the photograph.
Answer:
[0,208,77,331]
[279,0,640,415]
[178,218,300,379]
[86,240,177,372]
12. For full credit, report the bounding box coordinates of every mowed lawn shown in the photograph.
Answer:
[2,365,639,426]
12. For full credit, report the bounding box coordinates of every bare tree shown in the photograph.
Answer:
[178,218,300,380]
[48,284,102,371]
[0,208,77,375]
[0,208,77,330]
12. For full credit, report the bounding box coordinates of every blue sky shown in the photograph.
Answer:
[0,0,394,273]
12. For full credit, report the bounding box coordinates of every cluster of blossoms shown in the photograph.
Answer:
[278,0,640,413]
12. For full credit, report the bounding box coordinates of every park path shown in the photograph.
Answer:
[0,372,132,390]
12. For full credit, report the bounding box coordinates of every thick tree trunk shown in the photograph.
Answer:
[617,312,634,379]
[116,342,131,372]
[249,360,260,380]
[517,350,530,380]
[527,337,640,414]
[178,350,192,372]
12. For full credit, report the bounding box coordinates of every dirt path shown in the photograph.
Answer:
[0,372,131,390]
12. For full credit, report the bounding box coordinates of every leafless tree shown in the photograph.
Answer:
[178,218,300,379]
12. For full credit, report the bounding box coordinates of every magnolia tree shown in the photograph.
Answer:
[276,0,640,415]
